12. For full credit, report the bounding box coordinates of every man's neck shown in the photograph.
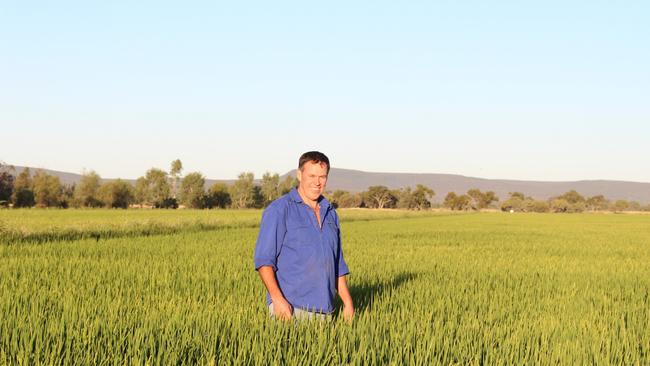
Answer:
[297,187,320,209]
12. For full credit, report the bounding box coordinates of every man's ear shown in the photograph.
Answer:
[295,169,301,183]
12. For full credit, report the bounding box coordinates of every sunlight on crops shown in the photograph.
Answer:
[1,211,649,364]
[0,208,441,244]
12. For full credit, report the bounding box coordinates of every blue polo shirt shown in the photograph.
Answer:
[253,188,349,313]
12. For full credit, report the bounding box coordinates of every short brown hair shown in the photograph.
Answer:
[298,151,330,173]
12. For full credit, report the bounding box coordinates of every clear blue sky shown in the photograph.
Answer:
[2,1,649,181]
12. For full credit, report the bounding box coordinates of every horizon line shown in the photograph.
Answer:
[5,163,650,185]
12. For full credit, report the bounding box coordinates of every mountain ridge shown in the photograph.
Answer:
[7,165,650,204]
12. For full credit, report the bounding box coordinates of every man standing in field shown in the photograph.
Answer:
[254,151,354,321]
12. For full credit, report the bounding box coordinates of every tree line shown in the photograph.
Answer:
[495,190,646,213]
[439,189,649,212]
[1,161,648,212]
[0,160,295,209]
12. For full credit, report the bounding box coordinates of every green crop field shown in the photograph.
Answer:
[1,210,649,365]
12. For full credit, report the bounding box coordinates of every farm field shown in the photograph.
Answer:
[1,210,649,364]
[0,209,437,245]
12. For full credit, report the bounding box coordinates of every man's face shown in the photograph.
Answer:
[296,161,328,202]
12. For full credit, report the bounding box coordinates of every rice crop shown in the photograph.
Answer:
[1,211,649,364]
[0,208,439,244]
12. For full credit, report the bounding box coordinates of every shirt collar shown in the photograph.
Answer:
[289,187,303,203]
[289,187,331,209]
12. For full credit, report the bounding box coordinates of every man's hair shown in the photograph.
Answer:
[298,151,330,173]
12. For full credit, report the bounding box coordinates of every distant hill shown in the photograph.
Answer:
[8,165,650,204]
[10,166,236,187]
[10,166,96,186]
[286,168,650,204]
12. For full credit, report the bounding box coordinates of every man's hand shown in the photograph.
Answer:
[258,266,293,320]
[342,304,355,322]
[337,275,354,323]
[272,297,293,320]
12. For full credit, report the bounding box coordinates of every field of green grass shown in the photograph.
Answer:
[1,210,649,364]
[0,209,438,244]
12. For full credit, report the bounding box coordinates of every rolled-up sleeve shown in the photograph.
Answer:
[335,214,350,277]
[254,206,286,271]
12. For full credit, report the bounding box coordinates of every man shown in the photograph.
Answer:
[253,151,354,321]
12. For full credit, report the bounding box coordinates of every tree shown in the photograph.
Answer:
[32,170,62,207]
[567,201,586,213]
[456,195,471,210]
[412,185,435,210]
[363,186,397,209]
[147,168,171,207]
[481,191,499,208]
[549,198,570,213]
[205,183,231,208]
[179,172,206,209]
[613,200,630,212]
[0,162,15,206]
[134,177,149,207]
[467,189,483,210]
[170,159,183,199]
[135,168,172,208]
[230,172,256,208]
[501,192,533,212]
[279,175,297,195]
[396,187,416,209]
[455,195,471,210]
[501,197,524,212]
[557,190,585,205]
[59,183,75,208]
[98,179,134,208]
[330,190,362,208]
[444,192,471,211]
[443,192,458,209]
[523,199,549,213]
[12,168,34,207]
[586,195,609,211]
[509,192,526,200]
[261,172,281,206]
[467,189,498,210]
[397,185,434,210]
[75,170,102,207]
[552,190,585,213]
[628,201,642,211]
[252,185,265,208]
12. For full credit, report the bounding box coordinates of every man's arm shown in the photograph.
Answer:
[337,275,354,321]
[333,211,353,321]
[254,205,291,319]
[258,266,293,320]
